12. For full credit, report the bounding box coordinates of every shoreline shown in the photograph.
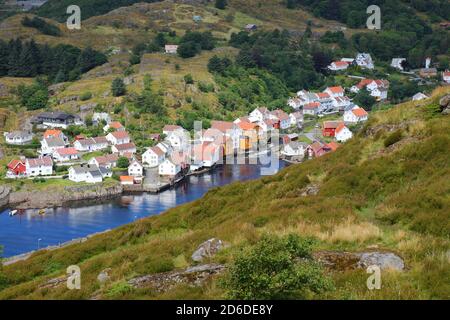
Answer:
[2,229,112,266]
[3,164,223,210]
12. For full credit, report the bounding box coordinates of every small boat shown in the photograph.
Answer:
[9,210,18,216]
[38,209,46,215]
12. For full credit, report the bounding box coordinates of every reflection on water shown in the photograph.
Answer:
[0,162,288,257]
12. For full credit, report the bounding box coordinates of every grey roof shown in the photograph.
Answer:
[44,137,66,147]
[288,141,308,149]
[6,131,32,139]
[37,112,76,121]
[99,166,111,176]
[71,163,110,177]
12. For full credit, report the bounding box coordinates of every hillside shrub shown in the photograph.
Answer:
[223,234,333,299]
[384,130,403,147]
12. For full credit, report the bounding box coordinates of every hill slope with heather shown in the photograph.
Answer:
[0,88,449,300]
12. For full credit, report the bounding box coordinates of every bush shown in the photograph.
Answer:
[22,16,61,36]
[111,78,126,97]
[117,157,130,168]
[222,234,333,299]
[384,129,403,147]
[80,92,92,101]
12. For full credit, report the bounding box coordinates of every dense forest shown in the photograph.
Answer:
[286,0,450,68]
[229,30,325,91]
[0,39,107,82]
[35,0,162,22]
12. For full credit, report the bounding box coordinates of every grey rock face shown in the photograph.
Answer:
[357,252,405,271]
[191,238,227,262]
[128,263,225,292]
[440,94,450,114]
[97,268,111,283]
[314,250,405,271]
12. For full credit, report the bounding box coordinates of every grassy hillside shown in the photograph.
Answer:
[0,0,351,51]
[1,87,449,300]
[35,0,162,22]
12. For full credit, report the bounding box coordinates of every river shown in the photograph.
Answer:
[0,162,288,258]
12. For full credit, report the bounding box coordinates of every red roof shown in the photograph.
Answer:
[444,71,450,77]
[43,129,62,139]
[211,120,235,133]
[326,141,341,151]
[7,159,25,170]
[120,175,134,182]
[149,146,165,156]
[95,154,119,165]
[238,121,259,131]
[163,125,182,132]
[27,157,52,168]
[192,142,219,161]
[327,86,344,94]
[335,123,347,134]
[323,121,343,129]
[55,147,78,156]
[352,107,368,117]
[356,79,374,89]
[317,92,331,99]
[109,121,123,129]
[304,102,321,109]
[113,142,136,151]
[111,131,129,139]
[271,109,289,121]
[333,61,349,67]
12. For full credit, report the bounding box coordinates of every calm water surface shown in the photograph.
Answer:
[0,162,288,257]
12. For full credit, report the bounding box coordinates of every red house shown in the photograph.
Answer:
[7,159,26,176]
[322,121,344,137]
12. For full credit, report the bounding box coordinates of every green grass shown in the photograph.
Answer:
[0,88,449,300]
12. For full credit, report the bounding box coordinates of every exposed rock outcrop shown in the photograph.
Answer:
[300,184,320,196]
[191,238,227,262]
[9,183,123,210]
[97,268,112,284]
[440,94,450,114]
[0,185,10,210]
[314,251,405,271]
[128,263,225,292]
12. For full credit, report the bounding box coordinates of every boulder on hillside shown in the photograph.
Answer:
[128,263,225,292]
[357,252,405,271]
[191,238,227,262]
[314,251,405,271]
[439,94,450,114]
[97,268,111,284]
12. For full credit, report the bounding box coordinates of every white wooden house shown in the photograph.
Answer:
[128,160,143,177]
[344,107,369,124]
[25,157,53,177]
[335,124,353,142]
[159,159,181,177]
[142,146,165,167]
[106,131,130,145]
[4,131,33,145]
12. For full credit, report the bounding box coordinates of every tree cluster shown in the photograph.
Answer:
[0,39,107,82]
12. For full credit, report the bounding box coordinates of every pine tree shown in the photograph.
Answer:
[0,40,8,76]
[111,78,126,97]
[215,0,227,10]
[7,39,22,76]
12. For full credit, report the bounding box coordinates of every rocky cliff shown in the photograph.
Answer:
[0,185,10,210]
[8,183,123,209]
